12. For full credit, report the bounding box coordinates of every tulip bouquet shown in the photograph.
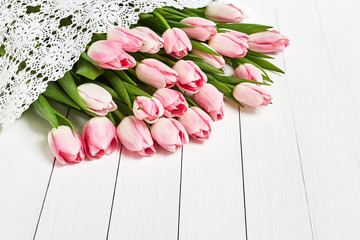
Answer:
[31,3,289,164]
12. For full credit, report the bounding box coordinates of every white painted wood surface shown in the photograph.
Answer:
[1,0,360,239]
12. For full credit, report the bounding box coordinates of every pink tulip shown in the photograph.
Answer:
[117,116,156,156]
[233,83,272,107]
[180,17,217,41]
[151,118,189,152]
[87,40,136,70]
[209,31,249,58]
[205,3,244,23]
[178,107,213,141]
[234,64,263,84]
[48,125,85,165]
[191,48,225,69]
[82,117,118,159]
[107,27,146,52]
[162,28,192,59]
[136,58,178,89]
[133,96,164,124]
[153,88,189,118]
[77,83,117,116]
[248,30,289,53]
[193,83,224,121]
[173,60,207,94]
[133,27,164,53]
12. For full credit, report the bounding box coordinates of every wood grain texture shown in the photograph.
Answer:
[107,148,182,240]
[239,0,314,239]
[179,97,246,240]
[275,0,360,239]
[34,110,120,240]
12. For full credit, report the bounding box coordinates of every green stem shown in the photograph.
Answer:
[153,11,171,29]
[113,110,125,121]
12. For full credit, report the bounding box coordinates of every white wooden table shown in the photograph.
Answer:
[1,0,360,239]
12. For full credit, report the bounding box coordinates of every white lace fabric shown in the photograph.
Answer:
[0,0,213,127]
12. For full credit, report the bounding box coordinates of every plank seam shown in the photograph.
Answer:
[176,147,184,240]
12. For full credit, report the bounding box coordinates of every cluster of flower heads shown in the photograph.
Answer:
[42,3,289,165]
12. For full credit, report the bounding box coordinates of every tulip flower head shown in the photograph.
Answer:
[82,117,118,159]
[133,96,164,124]
[136,59,178,89]
[234,63,263,84]
[178,107,213,141]
[133,26,164,53]
[193,83,224,121]
[248,30,290,53]
[191,48,225,69]
[181,17,217,41]
[117,116,157,156]
[205,3,244,23]
[173,60,207,94]
[162,28,192,59]
[151,118,189,152]
[233,83,272,107]
[107,27,146,52]
[153,88,189,118]
[87,40,136,70]
[48,126,85,165]
[209,31,249,58]
[77,83,117,116]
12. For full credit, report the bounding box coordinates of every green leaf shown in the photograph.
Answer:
[262,74,274,83]
[139,13,154,20]
[184,94,200,108]
[193,61,224,74]
[180,9,200,17]
[58,72,91,113]
[245,56,285,74]
[216,23,272,34]
[213,75,270,86]
[76,57,104,80]
[0,44,5,57]
[32,95,58,128]
[122,81,152,98]
[104,70,132,108]
[190,40,221,57]
[53,109,76,131]
[246,50,274,59]
[183,54,204,61]
[106,112,115,125]
[80,52,100,66]
[114,70,137,85]
[167,20,195,29]
[160,7,190,18]
[207,75,231,93]
[114,100,133,116]
[43,81,81,110]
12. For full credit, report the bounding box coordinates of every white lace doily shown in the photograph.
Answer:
[0,0,214,127]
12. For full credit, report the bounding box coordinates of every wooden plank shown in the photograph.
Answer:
[0,105,66,239]
[238,0,314,239]
[107,148,182,240]
[314,0,360,160]
[275,0,360,239]
[178,97,246,239]
[34,110,120,240]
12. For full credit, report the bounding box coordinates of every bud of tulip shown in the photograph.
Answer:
[209,31,249,58]
[180,17,217,41]
[107,27,146,52]
[233,83,272,107]
[162,28,192,59]
[153,88,189,118]
[48,125,85,165]
[117,116,156,156]
[77,83,117,116]
[191,48,225,69]
[178,107,213,141]
[234,64,263,84]
[193,83,224,121]
[173,60,207,94]
[205,3,244,23]
[87,40,136,70]
[248,30,289,53]
[82,117,118,159]
[136,59,178,89]
[133,96,164,124]
[151,118,189,152]
[133,27,164,54]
